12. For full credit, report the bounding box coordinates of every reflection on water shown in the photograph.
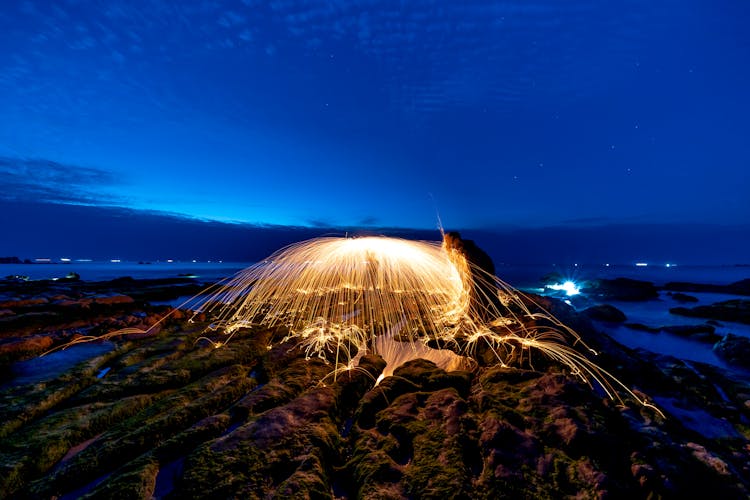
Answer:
[9,342,114,386]
[604,323,729,367]
[576,290,750,375]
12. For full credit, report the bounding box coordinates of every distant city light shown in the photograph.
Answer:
[635,262,648,267]
[34,258,51,263]
[110,259,121,263]
[167,259,174,263]
[60,258,71,262]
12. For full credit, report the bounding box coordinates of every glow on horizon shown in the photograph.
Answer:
[1,1,748,234]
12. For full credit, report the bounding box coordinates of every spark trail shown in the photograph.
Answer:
[181,234,660,414]
[44,233,661,414]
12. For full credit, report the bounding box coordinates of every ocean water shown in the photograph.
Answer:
[0,261,250,283]
[514,265,750,372]
[496,263,750,290]
[3,261,748,288]
[503,264,750,373]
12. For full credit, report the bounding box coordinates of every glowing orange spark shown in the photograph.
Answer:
[180,235,661,414]
[44,234,662,415]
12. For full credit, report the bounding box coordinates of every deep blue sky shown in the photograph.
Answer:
[1,1,749,262]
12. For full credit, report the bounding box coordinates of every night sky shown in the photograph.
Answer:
[1,1,749,263]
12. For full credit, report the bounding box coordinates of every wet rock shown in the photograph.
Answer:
[664,279,750,296]
[624,323,661,333]
[58,272,80,282]
[92,295,135,306]
[669,292,699,303]
[0,277,749,498]
[583,304,627,322]
[713,334,750,370]
[685,442,731,476]
[0,297,49,309]
[582,278,659,301]
[661,325,720,343]
[0,335,54,359]
[671,299,750,325]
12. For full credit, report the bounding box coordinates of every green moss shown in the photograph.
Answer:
[180,445,268,498]
[347,448,403,496]
[83,456,160,500]
[23,365,252,499]
[276,454,332,499]
[404,427,471,499]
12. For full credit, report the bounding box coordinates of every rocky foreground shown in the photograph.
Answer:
[0,279,749,498]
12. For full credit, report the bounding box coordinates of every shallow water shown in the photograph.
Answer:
[153,457,185,499]
[577,290,750,375]
[653,396,743,439]
[607,292,750,336]
[603,323,729,368]
[8,342,114,387]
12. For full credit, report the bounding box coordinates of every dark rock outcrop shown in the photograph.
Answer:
[668,292,699,303]
[661,324,715,336]
[664,279,750,296]
[0,278,749,498]
[442,231,496,278]
[583,304,627,323]
[661,324,721,343]
[624,323,661,333]
[713,334,750,370]
[671,299,750,325]
[582,278,659,301]
[443,231,500,317]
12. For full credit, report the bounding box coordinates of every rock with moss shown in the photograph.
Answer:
[0,278,749,499]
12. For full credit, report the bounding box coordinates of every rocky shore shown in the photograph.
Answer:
[0,276,204,368]
[0,276,749,498]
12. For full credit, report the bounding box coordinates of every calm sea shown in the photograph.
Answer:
[3,261,748,288]
[0,261,250,283]
[495,263,750,290]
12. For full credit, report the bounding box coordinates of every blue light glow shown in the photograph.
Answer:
[546,281,581,297]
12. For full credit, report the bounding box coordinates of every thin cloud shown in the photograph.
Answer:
[0,156,125,206]
[306,217,335,228]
